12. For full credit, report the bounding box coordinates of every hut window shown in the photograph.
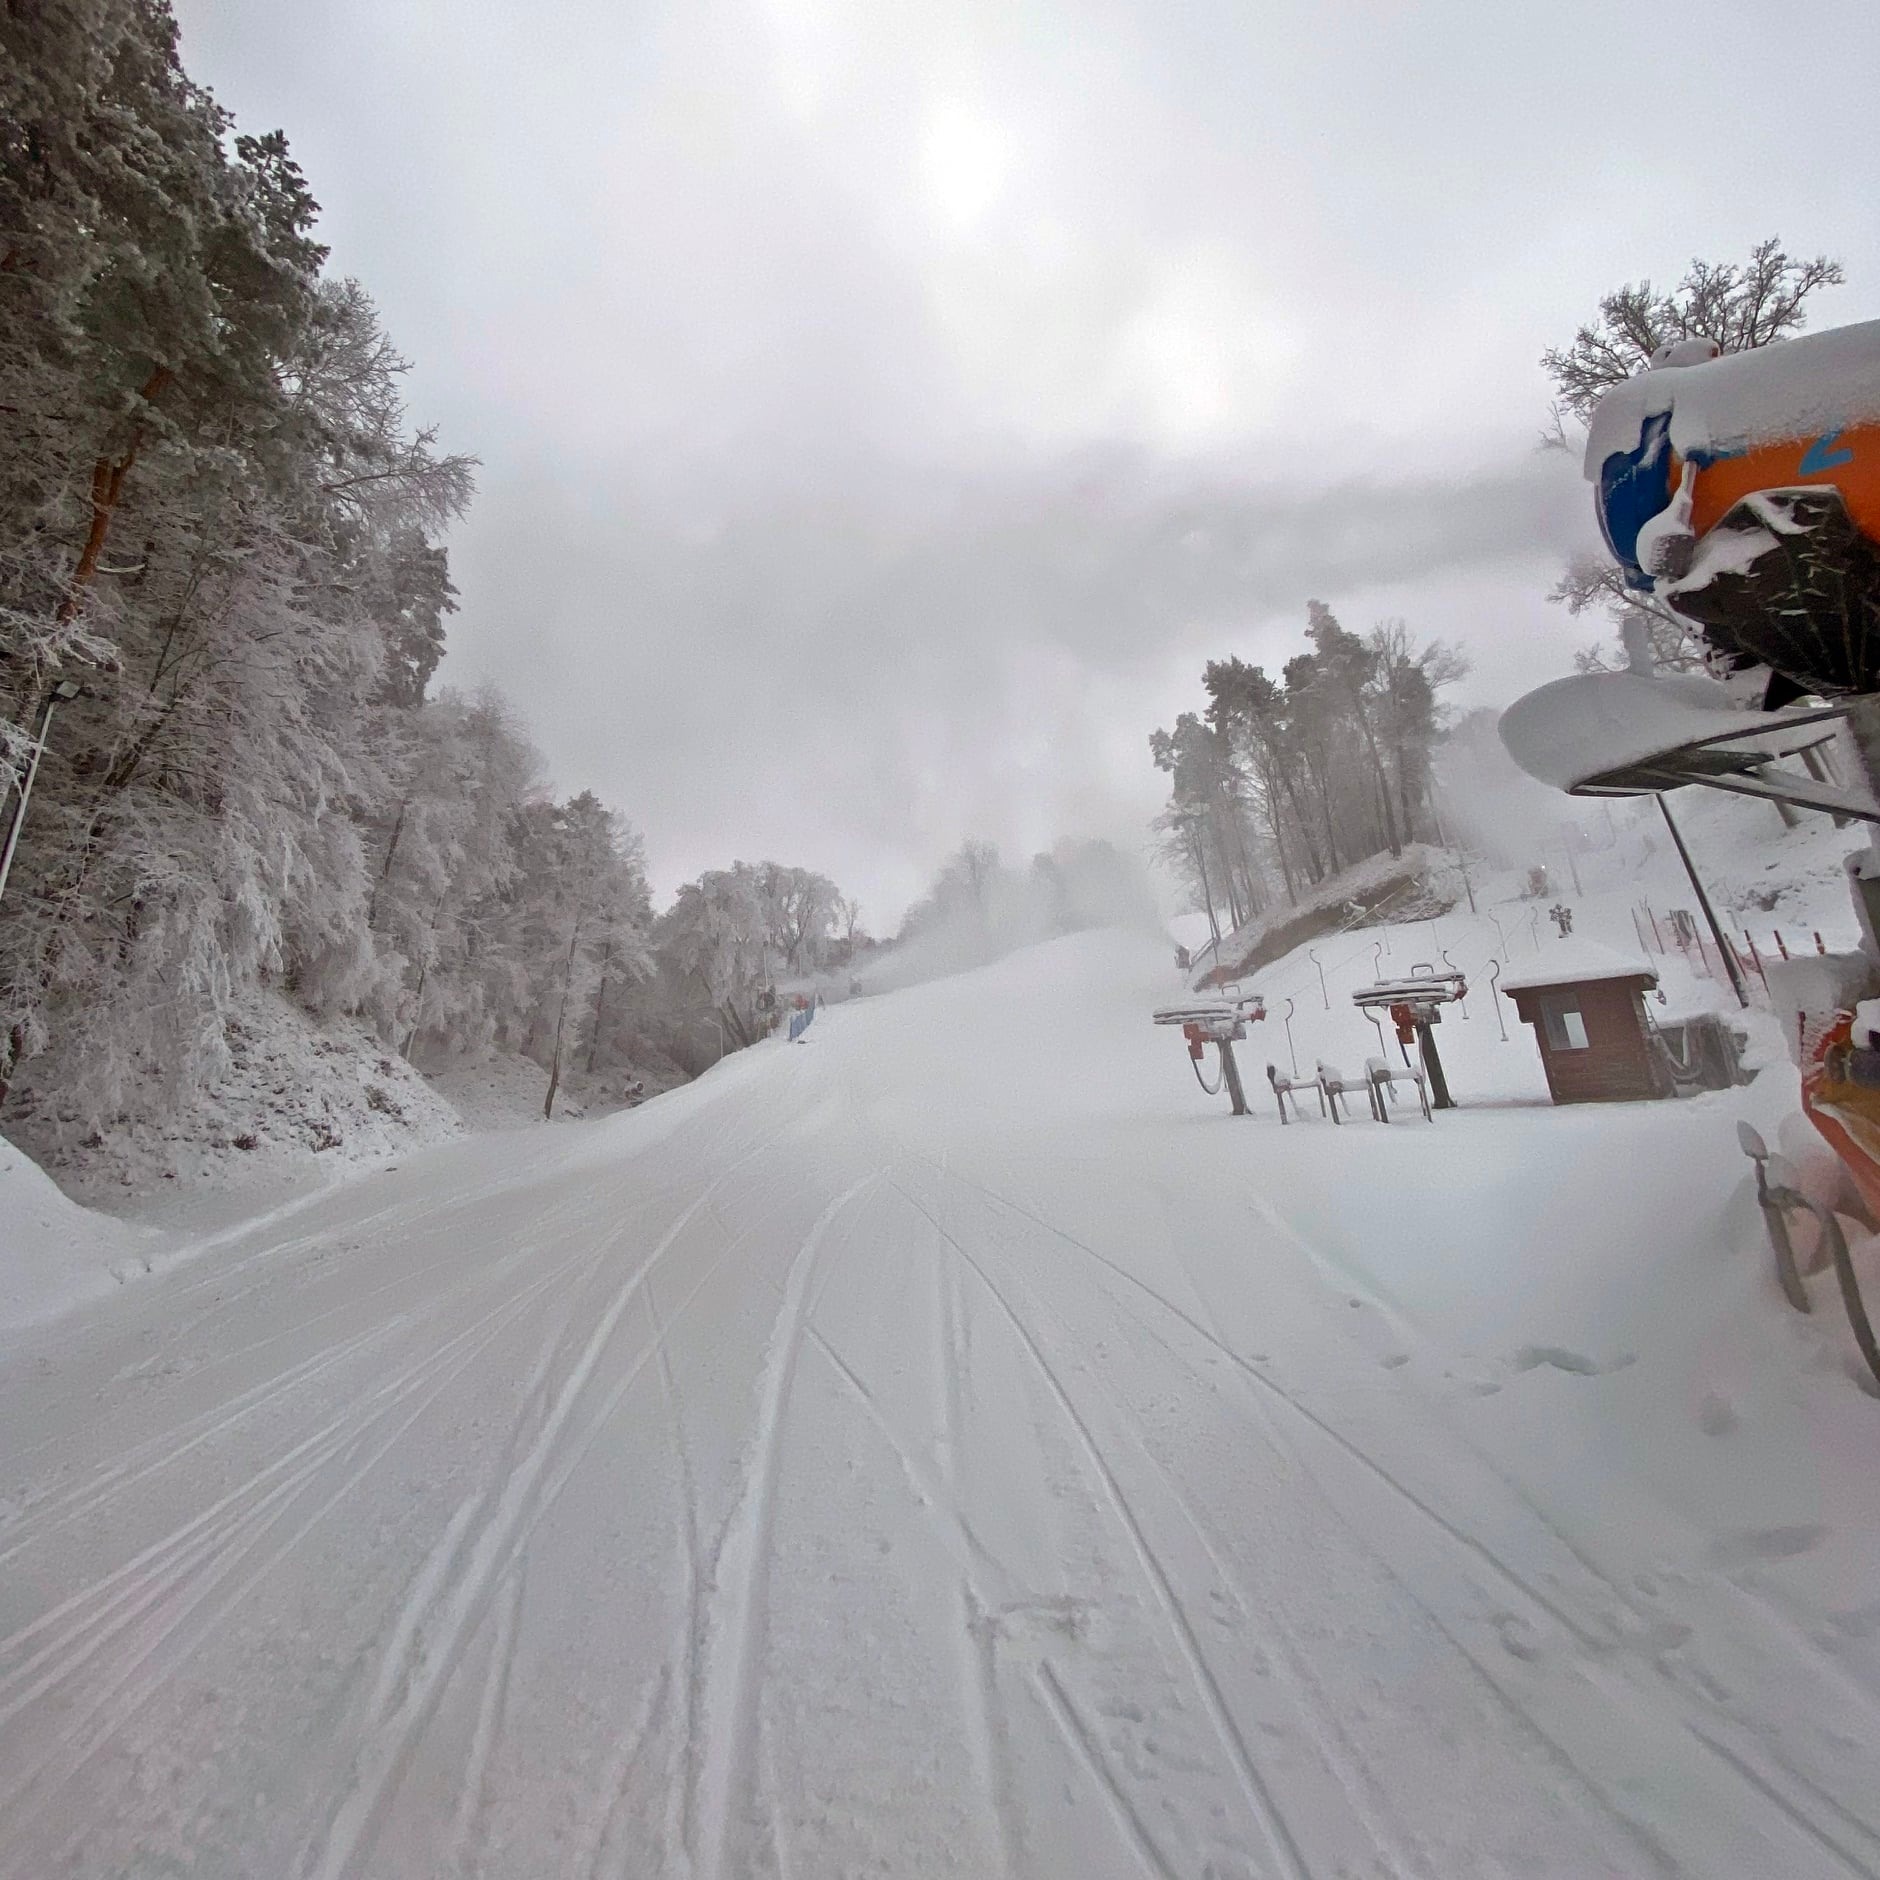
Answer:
[1541,997,1589,1051]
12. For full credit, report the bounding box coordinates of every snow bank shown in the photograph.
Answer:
[1192,843,1458,989]
[0,1134,152,1330]
[6,990,466,1224]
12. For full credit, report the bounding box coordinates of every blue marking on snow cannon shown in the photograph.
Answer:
[1594,409,1674,592]
[1801,429,1855,475]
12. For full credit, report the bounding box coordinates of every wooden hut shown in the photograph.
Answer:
[1500,943,1665,1104]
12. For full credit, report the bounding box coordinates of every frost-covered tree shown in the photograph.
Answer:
[750,862,841,976]
[0,4,829,1152]
[1541,238,1844,434]
[1156,611,1464,925]
[0,4,479,1138]
[655,865,771,1047]
[497,793,651,1119]
[364,688,538,1058]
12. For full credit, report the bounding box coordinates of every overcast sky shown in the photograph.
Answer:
[175,0,1880,926]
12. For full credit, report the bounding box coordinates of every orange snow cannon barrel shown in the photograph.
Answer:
[1587,321,1880,700]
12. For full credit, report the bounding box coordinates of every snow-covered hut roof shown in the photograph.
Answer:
[1585,319,1880,478]
[1497,670,1842,797]
[1499,940,1657,995]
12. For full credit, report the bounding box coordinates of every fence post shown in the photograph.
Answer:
[1744,935,1769,993]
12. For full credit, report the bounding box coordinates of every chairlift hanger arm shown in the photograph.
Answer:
[1350,976,1466,1010]
[1615,765,1880,824]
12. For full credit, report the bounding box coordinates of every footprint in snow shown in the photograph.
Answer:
[1705,1525,1828,1569]
[1827,1600,1880,1640]
[1492,1614,1542,1662]
[1698,1393,1739,1437]
[1511,1344,1635,1378]
[971,1595,1096,1666]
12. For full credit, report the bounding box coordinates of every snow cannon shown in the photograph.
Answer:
[1587,319,1880,702]
[1153,994,1265,1117]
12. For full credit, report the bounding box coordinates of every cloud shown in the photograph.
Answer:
[172,0,1880,923]
[448,441,1592,916]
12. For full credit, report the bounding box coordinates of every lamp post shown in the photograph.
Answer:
[0,679,81,908]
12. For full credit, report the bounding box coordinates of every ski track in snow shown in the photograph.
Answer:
[902,1152,1880,1875]
[2,929,1878,1877]
[908,1153,1880,1874]
[690,1173,877,1880]
[303,1122,803,1880]
[892,1171,1314,1880]
[905,1163,1443,1880]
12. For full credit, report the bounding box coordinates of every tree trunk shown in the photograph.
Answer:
[400,893,449,1058]
[1213,804,1244,930]
[1194,840,1221,947]
[721,999,753,1048]
[58,367,173,628]
[1262,780,1297,902]
[586,943,612,1075]
[1393,741,1420,847]
[1278,769,1323,882]
[366,796,408,930]
[543,910,584,1119]
[1307,756,1341,873]
[1355,713,1399,857]
[1226,788,1261,916]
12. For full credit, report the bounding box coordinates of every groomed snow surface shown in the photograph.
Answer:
[4,884,1880,1874]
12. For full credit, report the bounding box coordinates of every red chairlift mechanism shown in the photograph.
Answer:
[1350,965,1467,1109]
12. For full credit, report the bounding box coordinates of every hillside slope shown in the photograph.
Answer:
[0,922,1875,1877]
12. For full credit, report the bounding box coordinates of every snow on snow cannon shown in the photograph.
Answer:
[1153,995,1265,1117]
[1587,319,1880,702]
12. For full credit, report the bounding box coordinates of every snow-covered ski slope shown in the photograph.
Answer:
[3,924,1879,1879]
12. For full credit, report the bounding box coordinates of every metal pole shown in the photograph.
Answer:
[1282,997,1297,1077]
[1309,947,1328,1010]
[1440,948,1468,1017]
[0,691,64,908]
[1800,741,1851,828]
[1656,794,1749,1008]
[1417,1018,1454,1109]
[1364,1010,1389,1059]
[1488,959,1507,1040]
[1562,829,1583,896]
[1218,1039,1248,1116]
[1455,846,1476,913]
